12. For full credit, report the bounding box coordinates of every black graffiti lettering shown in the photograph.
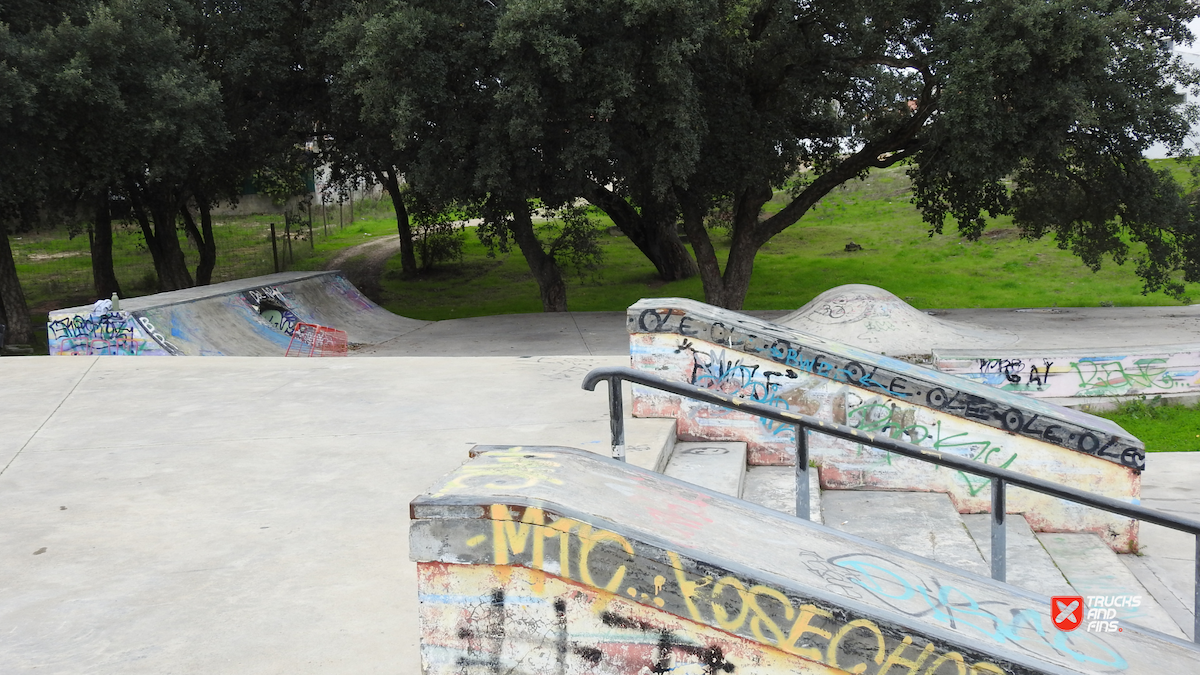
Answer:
[1020,413,1041,435]
[743,333,761,353]
[679,315,699,337]
[1001,409,1023,432]
[888,377,911,398]
[960,395,992,421]
[1077,433,1100,454]
[925,388,948,408]
[843,361,865,384]
[1121,448,1146,471]
[638,308,673,333]
[1042,425,1063,444]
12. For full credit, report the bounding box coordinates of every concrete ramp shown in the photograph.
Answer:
[628,298,1144,552]
[778,284,1018,358]
[46,271,428,356]
[411,446,1197,674]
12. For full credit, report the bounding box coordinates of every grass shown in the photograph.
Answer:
[368,162,1199,320]
[8,196,398,352]
[1091,397,1200,453]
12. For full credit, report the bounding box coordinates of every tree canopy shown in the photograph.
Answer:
[2,0,1199,345]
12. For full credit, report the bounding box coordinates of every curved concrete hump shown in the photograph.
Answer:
[46,271,428,357]
[411,446,1197,674]
[627,298,1143,471]
[778,284,1019,357]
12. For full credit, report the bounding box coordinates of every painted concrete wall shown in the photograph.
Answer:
[46,310,170,356]
[626,300,1143,552]
[936,348,1200,399]
[411,447,1190,674]
[46,272,427,357]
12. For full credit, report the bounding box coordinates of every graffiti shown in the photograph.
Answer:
[846,403,1018,497]
[827,554,1127,670]
[243,287,301,335]
[48,311,173,356]
[682,343,796,440]
[434,447,566,496]
[1072,358,1178,395]
[976,358,1053,388]
[421,563,763,675]
[245,286,286,306]
[942,351,1200,399]
[432,505,1012,674]
[631,303,1144,470]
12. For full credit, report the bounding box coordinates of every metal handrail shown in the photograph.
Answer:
[582,365,1200,643]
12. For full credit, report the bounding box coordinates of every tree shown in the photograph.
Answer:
[495,0,1200,309]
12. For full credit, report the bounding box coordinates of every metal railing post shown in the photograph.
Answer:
[795,426,810,521]
[608,376,625,461]
[991,478,1006,583]
[1194,535,1199,643]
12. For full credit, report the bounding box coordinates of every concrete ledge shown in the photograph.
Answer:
[411,446,1200,674]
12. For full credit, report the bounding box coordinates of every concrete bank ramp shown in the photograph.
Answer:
[46,271,427,356]
[628,298,1145,552]
[410,446,1197,674]
[777,284,1018,358]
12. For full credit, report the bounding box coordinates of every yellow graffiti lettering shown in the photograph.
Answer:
[710,576,750,631]
[490,505,545,567]
[969,664,1005,675]
[746,585,795,646]
[781,604,834,661]
[922,652,966,675]
[827,619,887,674]
[546,516,580,577]
[576,524,635,593]
[667,550,706,623]
[879,636,936,674]
[438,461,564,495]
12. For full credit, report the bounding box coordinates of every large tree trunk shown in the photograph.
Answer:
[128,183,193,291]
[509,203,568,312]
[583,182,697,281]
[676,186,769,310]
[90,193,123,298]
[378,168,417,276]
[180,197,217,286]
[0,223,32,345]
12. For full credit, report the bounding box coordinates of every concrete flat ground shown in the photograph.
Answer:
[0,355,628,673]
[3,304,1199,673]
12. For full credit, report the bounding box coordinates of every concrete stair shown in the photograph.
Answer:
[742,465,822,523]
[652,430,1194,641]
[663,441,746,497]
[623,417,677,473]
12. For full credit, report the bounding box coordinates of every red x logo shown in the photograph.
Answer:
[1052,596,1084,631]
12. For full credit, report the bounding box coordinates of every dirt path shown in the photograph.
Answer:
[322,234,402,302]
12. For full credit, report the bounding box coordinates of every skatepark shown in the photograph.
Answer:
[5,272,1200,673]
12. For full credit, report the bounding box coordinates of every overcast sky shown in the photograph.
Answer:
[1183,18,1200,54]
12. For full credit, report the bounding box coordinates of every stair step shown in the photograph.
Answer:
[1037,532,1187,639]
[663,442,746,498]
[822,491,989,577]
[742,466,823,524]
[961,514,1074,598]
[1122,553,1196,640]
[624,417,677,473]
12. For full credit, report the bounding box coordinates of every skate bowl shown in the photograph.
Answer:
[627,298,1145,552]
[411,446,1199,674]
[45,271,428,357]
[776,284,1200,400]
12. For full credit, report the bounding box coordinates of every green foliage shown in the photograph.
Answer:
[1092,397,1200,453]
[410,201,466,272]
[539,205,604,284]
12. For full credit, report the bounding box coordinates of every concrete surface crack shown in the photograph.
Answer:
[1,357,99,477]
